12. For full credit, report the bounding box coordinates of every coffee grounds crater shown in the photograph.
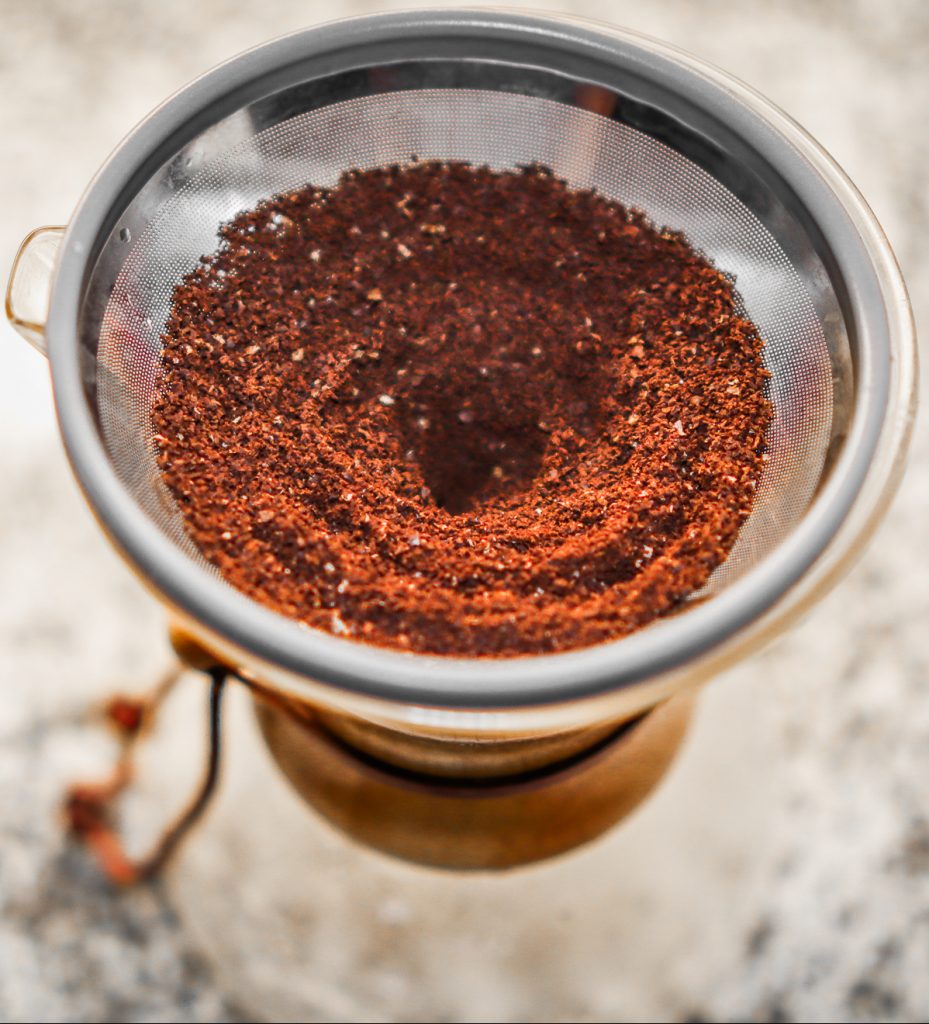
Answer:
[398,385,549,516]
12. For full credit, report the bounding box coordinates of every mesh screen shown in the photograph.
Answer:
[98,89,832,607]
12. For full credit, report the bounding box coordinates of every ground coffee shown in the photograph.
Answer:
[153,162,771,657]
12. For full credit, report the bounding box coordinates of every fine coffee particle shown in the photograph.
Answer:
[153,162,771,657]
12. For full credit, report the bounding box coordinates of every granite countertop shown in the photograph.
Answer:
[1,1,927,1021]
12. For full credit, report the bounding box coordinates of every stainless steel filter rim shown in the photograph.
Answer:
[42,10,915,713]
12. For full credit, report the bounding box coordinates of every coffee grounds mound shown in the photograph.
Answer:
[153,162,771,657]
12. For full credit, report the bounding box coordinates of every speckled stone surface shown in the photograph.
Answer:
[1,1,927,1021]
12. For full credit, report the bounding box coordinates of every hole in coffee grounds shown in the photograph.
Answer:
[407,400,548,516]
[392,344,602,515]
[153,161,771,657]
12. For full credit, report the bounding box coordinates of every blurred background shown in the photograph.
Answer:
[1,1,927,1021]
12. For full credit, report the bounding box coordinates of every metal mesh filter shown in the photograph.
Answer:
[96,87,832,615]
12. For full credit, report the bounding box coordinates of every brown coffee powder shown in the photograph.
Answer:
[153,162,771,657]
